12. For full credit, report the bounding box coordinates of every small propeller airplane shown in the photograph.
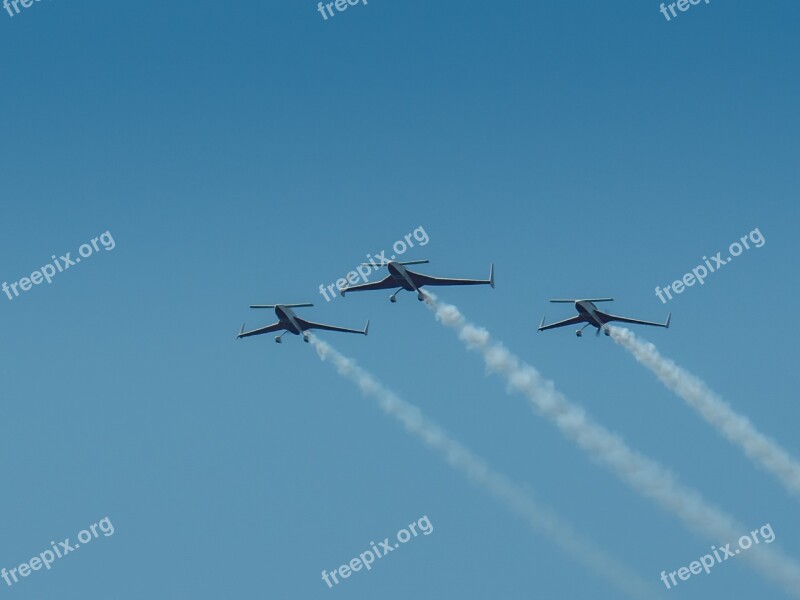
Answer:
[237,303,368,343]
[538,298,671,337]
[341,260,494,302]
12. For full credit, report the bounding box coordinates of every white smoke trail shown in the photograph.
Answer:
[610,326,800,498]
[427,298,800,597]
[309,335,658,600]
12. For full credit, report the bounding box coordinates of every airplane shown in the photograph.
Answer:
[538,298,671,337]
[237,303,369,343]
[341,260,494,302]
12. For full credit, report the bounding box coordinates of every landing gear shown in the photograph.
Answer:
[576,323,591,337]
[274,331,288,344]
[390,288,403,303]
[303,333,310,343]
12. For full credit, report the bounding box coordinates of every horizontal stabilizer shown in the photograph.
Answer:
[549,298,614,303]
[360,259,430,268]
[249,303,314,309]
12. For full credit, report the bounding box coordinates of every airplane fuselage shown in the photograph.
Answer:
[387,262,418,291]
[575,301,606,329]
[275,306,303,335]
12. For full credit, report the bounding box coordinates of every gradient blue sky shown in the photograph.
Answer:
[1,1,798,598]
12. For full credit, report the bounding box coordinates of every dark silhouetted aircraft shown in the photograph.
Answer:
[538,298,670,337]
[341,260,494,303]
[237,303,368,343]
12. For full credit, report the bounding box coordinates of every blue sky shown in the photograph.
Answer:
[0,0,798,598]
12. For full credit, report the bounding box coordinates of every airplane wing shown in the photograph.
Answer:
[409,265,494,288]
[296,318,369,336]
[341,274,397,296]
[597,310,671,329]
[538,315,585,332]
[238,322,284,338]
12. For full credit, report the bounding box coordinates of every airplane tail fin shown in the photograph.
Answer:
[665,313,672,329]
[489,264,495,288]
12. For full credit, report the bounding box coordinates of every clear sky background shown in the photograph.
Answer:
[1,1,798,598]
